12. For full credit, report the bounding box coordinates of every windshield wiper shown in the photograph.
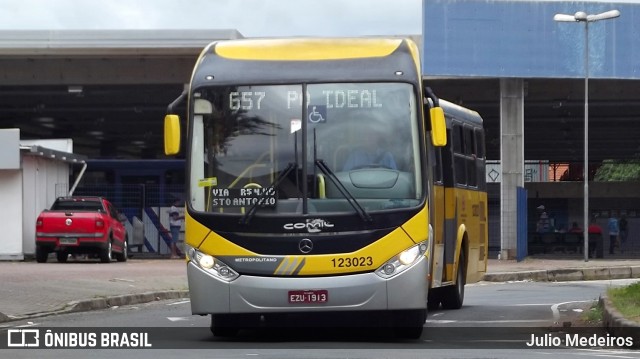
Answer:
[315,159,372,223]
[239,162,297,225]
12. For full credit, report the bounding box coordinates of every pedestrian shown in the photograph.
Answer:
[587,217,603,258]
[619,215,629,253]
[568,221,582,233]
[536,206,551,233]
[608,214,620,255]
[169,201,184,259]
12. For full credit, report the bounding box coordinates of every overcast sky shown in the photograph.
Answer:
[0,0,421,37]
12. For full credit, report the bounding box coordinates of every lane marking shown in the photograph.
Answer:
[550,300,593,321]
[166,300,190,306]
[0,322,39,329]
[167,317,190,322]
[109,278,135,283]
[426,319,551,324]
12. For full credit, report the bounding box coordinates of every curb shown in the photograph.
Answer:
[483,266,640,282]
[0,290,189,324]
[600,295,640,347]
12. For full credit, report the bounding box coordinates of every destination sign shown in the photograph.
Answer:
[287,89,383,109]
[209,187,276,208]
[226,87,385,111]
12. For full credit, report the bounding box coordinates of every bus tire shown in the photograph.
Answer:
[210,314,240,337]
[427,289,441,310]
[393,309,426,339]
[441,250,465,310]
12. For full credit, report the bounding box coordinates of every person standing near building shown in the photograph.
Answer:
[619,215,629,253]
[608,214,620,255]
[169,201,184,259]
[536,206,551,233]
[587,217,603,259]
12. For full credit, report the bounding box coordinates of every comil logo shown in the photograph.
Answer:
[7,329,40,347]
[283,219,334,233]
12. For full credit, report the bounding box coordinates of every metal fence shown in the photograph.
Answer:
[73,184,185,255]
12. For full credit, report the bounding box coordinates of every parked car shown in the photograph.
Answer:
[35,196,128,263]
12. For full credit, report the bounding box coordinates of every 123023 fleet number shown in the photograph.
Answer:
[331,256,373,268]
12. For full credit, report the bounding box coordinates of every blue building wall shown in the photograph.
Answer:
[423,0,640,79]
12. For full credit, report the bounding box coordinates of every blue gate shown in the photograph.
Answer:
[516,186,528,262]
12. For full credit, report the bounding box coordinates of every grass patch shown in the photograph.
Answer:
[607,282,640,322]
[582,300,604,325]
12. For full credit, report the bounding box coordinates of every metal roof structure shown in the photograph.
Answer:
[0,18,638,162]
[0,29,243,158]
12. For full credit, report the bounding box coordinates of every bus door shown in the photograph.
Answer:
[432,126,456,285]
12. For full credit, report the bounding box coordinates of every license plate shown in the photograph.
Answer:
[59,238,78,245]
[288,290,328,304]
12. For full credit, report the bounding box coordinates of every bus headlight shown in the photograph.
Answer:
[199,254,215,269]
[186,245,239,282]
[376,241,428,279]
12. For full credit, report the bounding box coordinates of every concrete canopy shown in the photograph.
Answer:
[0,29,243,158]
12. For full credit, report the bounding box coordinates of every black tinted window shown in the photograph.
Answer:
[51,200,103,211]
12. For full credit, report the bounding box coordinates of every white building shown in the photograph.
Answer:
[0,129,85,260]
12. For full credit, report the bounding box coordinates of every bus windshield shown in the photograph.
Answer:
[189,82,423,214]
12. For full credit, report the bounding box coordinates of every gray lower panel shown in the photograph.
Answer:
[188,257,428,315]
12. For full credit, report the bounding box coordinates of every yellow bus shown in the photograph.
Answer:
[164,37,487,338]
[427,99,488,311]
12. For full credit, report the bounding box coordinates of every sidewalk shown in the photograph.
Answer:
[0,258,188,323]
[485,256,640,282]
[1,256,640,324]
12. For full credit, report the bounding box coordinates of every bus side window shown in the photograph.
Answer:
[452,123,466,186]
[475,128,486,189]
[441,128,454,187]
[434,147,443,184]
[474,127,485,159]
[465,126,477,187]
[452,123,463,154]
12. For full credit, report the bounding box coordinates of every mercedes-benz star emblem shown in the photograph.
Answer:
[298,238,313,254]
[65,218,72,226]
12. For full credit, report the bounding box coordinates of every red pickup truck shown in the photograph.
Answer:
[35,196,128,263]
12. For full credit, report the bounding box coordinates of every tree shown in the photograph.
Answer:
[594,159,640,181]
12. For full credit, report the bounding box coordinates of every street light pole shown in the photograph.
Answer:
[553,9,620,262]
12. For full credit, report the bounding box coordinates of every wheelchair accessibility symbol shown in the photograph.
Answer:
[308,105,327,123]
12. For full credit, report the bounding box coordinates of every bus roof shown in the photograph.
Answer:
[213,38,407,61]
[440,99,483,127]
[191,37,421,87]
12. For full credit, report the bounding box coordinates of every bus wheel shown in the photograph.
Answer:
[427,289,441,310]
[393,309,425,339]
[211,314,240,337]
[441,250,465,309]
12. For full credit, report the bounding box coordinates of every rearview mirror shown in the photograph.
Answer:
[430,107,447,147]
[164,114,181,155]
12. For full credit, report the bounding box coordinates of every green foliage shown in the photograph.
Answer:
[594,159,640,181]
[582,300,604,324]
[607,282,640,321]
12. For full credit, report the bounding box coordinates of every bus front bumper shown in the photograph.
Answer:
[187,256,428,315]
